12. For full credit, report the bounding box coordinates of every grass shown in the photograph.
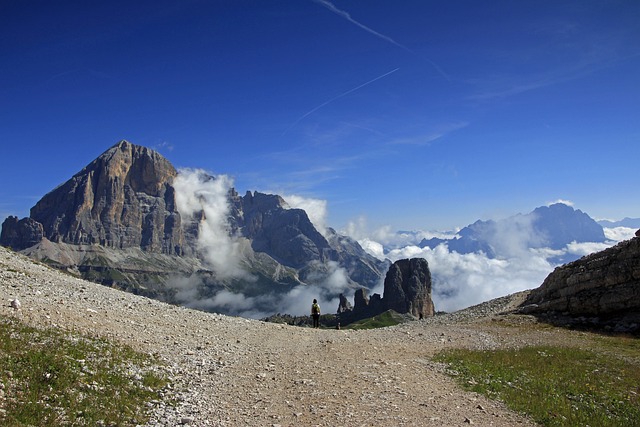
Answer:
[0,315,169,426]
[434,340,640,427]
[344,310,406,330]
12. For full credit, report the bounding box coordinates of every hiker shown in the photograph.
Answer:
[311,299,321,328]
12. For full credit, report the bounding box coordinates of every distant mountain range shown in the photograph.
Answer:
[419,203,614,263]
[597,218,640,228]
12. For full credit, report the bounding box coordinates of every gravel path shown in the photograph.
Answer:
[0,246,541,426]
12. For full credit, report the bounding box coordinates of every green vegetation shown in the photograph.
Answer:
[0,315,169,426]
[344,310,406,330]
[435,340,640,427]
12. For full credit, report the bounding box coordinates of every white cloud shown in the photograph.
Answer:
[172,260,350,319]
[547,199,574,207]
[483,213,546,257]
[343,216,456,250]
[173,168,251,280]
[379,243,554,313]
[603,226,637,242]
[282,194,328,236]
[564,241,614,257]
[358,238,385,260]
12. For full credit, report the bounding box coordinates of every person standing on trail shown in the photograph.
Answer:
[311,299,321,328]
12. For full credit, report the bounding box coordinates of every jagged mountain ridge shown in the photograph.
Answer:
[0,141,386,312]
[598,217,640,229]
[419,203,606,261]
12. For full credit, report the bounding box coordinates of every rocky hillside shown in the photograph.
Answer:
[0,245,540,426]
[0,141,386,312]
[4,239,638,425]
[521,235,640,333]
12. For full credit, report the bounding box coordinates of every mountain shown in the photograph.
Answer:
[17,141,186,254]
[1,141,386,314]
[419,203,606,261]
[598,217,640,228]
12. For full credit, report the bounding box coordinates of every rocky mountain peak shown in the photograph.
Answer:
[9,141,184,254]
[419,202,606,261]
[530,203,605,248]
[88,140,177,196]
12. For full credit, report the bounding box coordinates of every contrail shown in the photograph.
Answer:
[283,67,400,135]
[312,0,412,53]
[311,0,451,81]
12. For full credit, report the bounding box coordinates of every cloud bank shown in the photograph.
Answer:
[170,260,351,320]
[173,168,250,280]
[346,221,628,313]
[169,178,351,318]
[282,194,329,236]
[169,177,631,318]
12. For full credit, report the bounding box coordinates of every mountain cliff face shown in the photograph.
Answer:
[1,141,386,312]
[3,141,187,255]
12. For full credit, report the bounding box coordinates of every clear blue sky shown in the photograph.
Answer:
[1,0,639,232]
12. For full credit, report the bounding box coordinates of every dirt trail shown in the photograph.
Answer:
[1,246,542,426]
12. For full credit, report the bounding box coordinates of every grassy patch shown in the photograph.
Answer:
[434,343,640,427]
[344,310,405,330]
[0,315,169,426]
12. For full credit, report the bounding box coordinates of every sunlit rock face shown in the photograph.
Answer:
[27,140,186,255]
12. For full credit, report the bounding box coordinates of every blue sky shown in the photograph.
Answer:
[2,0,639,232]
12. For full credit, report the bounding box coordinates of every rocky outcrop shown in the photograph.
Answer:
[521,237,640,331]
[338,258,435,324]
[383,258,435,319]
[0,216,44,250]
[337,294,353,314]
